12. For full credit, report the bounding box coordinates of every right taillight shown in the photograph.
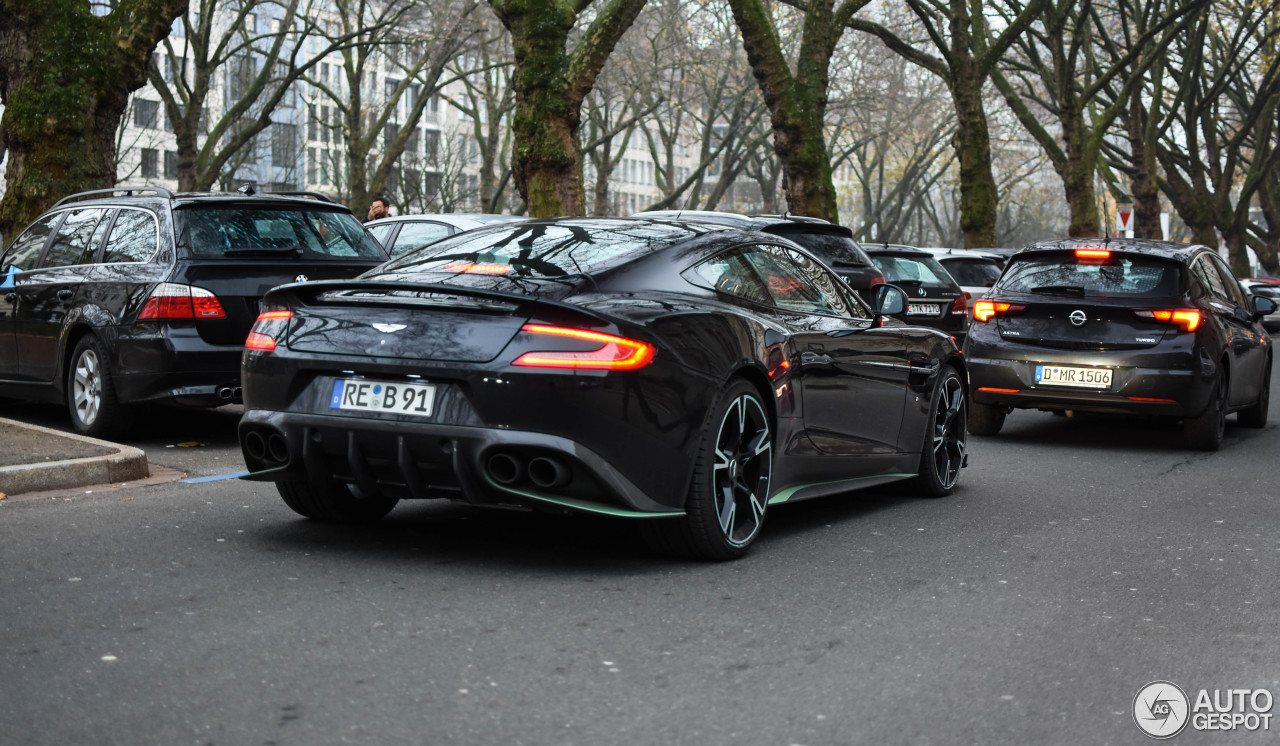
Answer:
[245,309,293,352]
[1134,309,1201,332]
[138,283,226,320]
[972,299,1027,323]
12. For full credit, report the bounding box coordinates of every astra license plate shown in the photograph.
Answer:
[907,303,940,315]
[330,379,437,416]
[1034,365,1112,389]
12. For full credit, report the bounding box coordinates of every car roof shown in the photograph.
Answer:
[865,243,931,256]
[366,213,527,230]
[48,186,354,213]
[1013,237,1211,262]
[921,247,1005,261]
[633,210,845,234]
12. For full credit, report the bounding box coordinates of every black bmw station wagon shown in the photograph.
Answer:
[965,238,1274,450]
[0,187,388,438]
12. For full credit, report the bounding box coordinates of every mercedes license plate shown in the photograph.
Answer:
[330,379,437,416]
[1034,365,1112,389]
[907,303,940,316]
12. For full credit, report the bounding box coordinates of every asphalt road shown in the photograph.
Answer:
[2,396,1278,744]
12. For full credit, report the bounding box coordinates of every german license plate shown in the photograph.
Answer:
[1034,365,1112,389]
[907,303,940,315]
[330,379,437,416]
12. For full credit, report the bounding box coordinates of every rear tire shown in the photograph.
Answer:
[1236,360,1270,428]
[640,379,773,561]
[66,335,135,440]
[967,400,1005,436]
[908,366,966,497]
[276,479,399,523]
[1184,369,1226,451]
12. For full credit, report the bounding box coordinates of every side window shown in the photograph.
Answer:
[42,208,107,268]
[102,209,159,263]
[1,213,61,274]
[686,250,772,306]
[367,224,394,246]
[1191,256,1229,302]
[392,222,451,257]
[1208,255,1248,307]
[782,247,868,319]
[743,245,856,318]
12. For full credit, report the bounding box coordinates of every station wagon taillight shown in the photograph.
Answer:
[1134,309,1201,332]
[972,299,1027,323]
[138,283,226,320]
[512,324,655,370]
[951,292,970,316]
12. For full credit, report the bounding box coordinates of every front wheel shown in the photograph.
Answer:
[67,335,134,439]
[909,365,967,497]
[276,479,399,523]
[641,379,773,560]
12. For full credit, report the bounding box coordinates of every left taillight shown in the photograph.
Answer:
[1134,309,1201,332]
[951,292,970,316]
[511,324,655,371]
[138,283,226,319]
[245,309,292,352]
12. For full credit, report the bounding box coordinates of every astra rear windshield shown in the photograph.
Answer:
[177,207,386,259]
[382,220,706,277]
[997,253,1182,298]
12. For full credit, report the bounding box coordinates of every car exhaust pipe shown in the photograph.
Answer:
[528,456,571,489]
[231,386,243,400]
[244,430,267,461]
[267,432,290,464]
[217,386,235,401]
[487,452,525,485]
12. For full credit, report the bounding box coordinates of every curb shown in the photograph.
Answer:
[0,418,150,496]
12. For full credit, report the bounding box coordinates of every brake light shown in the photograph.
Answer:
[138,283,226,319]
[442,262,511,274]
[512,324,655,370]
[1134,309,1201,332]
[245,309,292,352]
[870,276,885,286]
[951,292,970,316]
[972,299,1027,322]
[1075,249,1111,260]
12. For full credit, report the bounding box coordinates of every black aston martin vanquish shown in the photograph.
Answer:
[238,218,968,559]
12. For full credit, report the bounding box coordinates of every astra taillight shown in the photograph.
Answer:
[972,299,1027,323]
[1134,309,1201,332]
[138,283,226,319]
[245,309,293,352]
[512,324,655,371]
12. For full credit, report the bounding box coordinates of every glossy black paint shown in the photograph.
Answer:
[866,245,968,340]
[966,238,1271,418]
[239,218,964,519]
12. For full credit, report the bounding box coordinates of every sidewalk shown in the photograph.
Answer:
[0,417,150,496]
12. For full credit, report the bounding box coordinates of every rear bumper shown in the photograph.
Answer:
[111,324,244,405]
[238,410,683,518]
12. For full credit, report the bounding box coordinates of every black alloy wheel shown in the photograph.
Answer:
[910,365,967,497]
[641,378,773,560]
[1237,359,1271,428]
[1184,367,1226,451]
[67,335,134,439]
[277,479,400,523]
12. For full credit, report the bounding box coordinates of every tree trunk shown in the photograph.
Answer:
[0,0,187,239]
[1126,91,1162,240]
[950,66,999,248]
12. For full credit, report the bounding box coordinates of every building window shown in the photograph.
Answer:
[272,123,297,168]
[307,148,318,184]
[134,99,159,129]
[141,149,159,178]
[164,150,178,179]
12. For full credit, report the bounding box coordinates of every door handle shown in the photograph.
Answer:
[800,350,833,366]
[57,289,74,301]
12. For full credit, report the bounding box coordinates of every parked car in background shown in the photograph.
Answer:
[634,210,885,303]
[921,248,1006,310]
[1240,280,1280,331]
[965,238,1274,450]
[0,187,389,438]
[366,213,527,258]
[239,217,967,560]
[864,244,969,341]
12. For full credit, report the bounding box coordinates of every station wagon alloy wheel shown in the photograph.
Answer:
[72,347,103,426]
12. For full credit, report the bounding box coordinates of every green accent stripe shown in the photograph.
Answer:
[768,472,917,505]
[492,485,685,519]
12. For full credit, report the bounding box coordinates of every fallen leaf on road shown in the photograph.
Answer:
[175,441,206,448]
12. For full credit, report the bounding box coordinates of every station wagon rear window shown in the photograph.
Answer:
[997,253,1181,298]
[177,208,385,260]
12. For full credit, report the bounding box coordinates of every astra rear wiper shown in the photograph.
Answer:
[1030,285,1085,296]
[224,245,303,257]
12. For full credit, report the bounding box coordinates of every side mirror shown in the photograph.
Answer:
[1251,295,1276,321]
[873,283,908,317]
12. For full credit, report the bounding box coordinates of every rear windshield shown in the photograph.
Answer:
[382,221,692,277]
[778,232,870,267]
[941,257,1002,286]
[871,253,954,286]
[177,207,385,260]
[997,253,1182,298]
